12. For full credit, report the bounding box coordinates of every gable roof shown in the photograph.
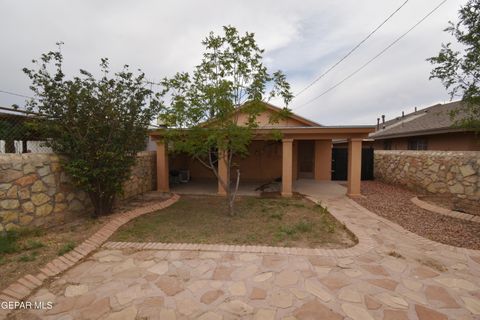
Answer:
[201,101,321,128]
[370,101,469,139]
[258,102,321,127]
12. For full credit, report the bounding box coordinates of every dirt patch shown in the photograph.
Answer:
[0,218,105,291]
[113,195,357,249]
[353,181,480,250]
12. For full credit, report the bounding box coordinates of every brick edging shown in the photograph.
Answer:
[0,193,180,304]
[411,196,480,223]
[101,239,371,257]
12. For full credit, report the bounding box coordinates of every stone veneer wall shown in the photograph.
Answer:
[122,151,157,199]
[0,151,157,232]
[374,150,480,207]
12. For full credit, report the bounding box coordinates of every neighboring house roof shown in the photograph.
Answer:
[0,111,29,122]
[370,100,469,140]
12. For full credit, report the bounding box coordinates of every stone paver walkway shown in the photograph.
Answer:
[7,181,480,319]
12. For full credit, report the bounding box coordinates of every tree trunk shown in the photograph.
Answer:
[89,192,115,218]
[227,169,241,216]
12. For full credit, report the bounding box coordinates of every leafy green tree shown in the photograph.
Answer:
[23,44,162,217]
[160,26,293,215]
[428,0,480,132]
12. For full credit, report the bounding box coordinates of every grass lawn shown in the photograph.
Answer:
[113,195,357,249]
[0,218,104,290]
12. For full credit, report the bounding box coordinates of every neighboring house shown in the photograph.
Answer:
[150,102,375,197]
[370,101,479,151]
[0,109,51,154]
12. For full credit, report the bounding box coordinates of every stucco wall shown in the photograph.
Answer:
[170,140,284,182]
[0,151,156,231]
[374,150,480,207]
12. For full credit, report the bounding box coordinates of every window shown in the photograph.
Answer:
[383,140,392,150]
[408,138,428,150]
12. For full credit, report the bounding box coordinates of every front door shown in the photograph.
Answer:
[298,140,314,179]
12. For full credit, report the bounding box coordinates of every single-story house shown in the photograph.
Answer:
[370,101,480,151]
[150,102,375,197]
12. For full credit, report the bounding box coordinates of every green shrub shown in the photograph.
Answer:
[0,231,20,254]
[24,45,162,217]
[23,240,45,250]
[18,252,37,262]
[58,241,75,256]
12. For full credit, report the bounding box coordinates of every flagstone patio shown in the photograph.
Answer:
[6,181,480,319]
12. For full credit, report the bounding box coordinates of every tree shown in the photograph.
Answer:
[160,26,293,215]
[427,0,480,132]
[23,44,162,217]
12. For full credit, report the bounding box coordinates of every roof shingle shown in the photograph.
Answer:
[370,101,468,139]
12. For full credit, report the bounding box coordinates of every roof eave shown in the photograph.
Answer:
[370,127,469,140]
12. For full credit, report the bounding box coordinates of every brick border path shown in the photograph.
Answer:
[0,194,180,305]
[411,196,480,223]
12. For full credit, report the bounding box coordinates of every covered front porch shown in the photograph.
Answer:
[171,179,262,196]
[170,178,348,199]
[152,126,375,197]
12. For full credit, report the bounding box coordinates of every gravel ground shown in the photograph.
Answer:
[353,181,480,250]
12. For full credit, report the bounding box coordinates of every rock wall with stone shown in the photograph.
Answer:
[374,150,480,209]
[0,151,157,232]
[121,151,157,200]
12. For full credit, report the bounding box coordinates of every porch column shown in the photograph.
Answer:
[282,138,293,197]
[156,140,170,192]
[292,141,298,181]
[347,138,362,197]
[314,140,332,181]
[217,149,228,196]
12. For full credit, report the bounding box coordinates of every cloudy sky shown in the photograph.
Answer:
[0,0,466,125]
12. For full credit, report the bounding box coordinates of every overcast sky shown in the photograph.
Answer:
[0,0,466,125]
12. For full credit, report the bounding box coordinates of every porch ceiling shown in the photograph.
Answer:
[254,126,375,140]
[150,126,376,141]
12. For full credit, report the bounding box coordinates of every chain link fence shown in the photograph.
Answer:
[0,106,51,154]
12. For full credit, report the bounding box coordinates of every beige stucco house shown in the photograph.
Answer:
[150,103,375,197]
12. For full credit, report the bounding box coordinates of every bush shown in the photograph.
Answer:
[23,44,162,217]
[58,241,75,256]
[0,231,20,255]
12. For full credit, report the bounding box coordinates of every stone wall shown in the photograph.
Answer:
[122,151,157,199]
[0,151,157,232]
[374,150,480,208]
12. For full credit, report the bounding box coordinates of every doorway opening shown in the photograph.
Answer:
[297,140,314,179]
